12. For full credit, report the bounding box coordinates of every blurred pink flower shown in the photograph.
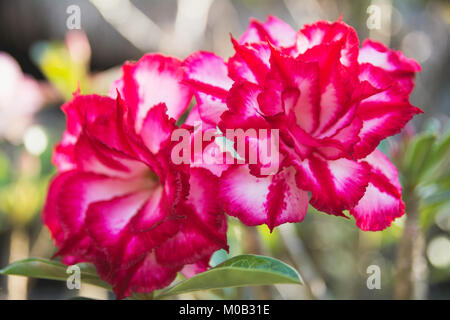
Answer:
[0,52,43,143]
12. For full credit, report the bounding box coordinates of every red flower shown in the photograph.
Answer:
[184,16,421,231]
[43,54,227,299]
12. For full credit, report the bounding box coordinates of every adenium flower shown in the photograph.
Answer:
[183,16,422,231]
[43,54,227,298]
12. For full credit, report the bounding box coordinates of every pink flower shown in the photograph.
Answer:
[43,54,227,299]
[183,16,422,231]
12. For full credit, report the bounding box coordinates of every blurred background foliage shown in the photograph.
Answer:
[0,0,448,299]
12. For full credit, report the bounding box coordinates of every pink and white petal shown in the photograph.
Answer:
[184,104,202,126]
[56,172,152,237]
[228,52,259,84]
[219,165,308,230]
[358,39,421,73]
[364,148,401,190]
[186,168,222,219]
[296,20,359,69]
[183,51,232,99]
[314,107,363,159]
[358,40,420,94]
[85,190,169,268]
[74,132,148,179]
[229,39,271,85]
[265,166,309,231]
[128,185,172,233]
[353,63,422,158]
[246,130,282,177]
[109,78,124,99]
[140,103,177,154]
[190,139,231,177]
[268,50,321,133]
[294,156,370,216]
[120,54,192,131]
[257,69,285,116]
[350,149,404,231]
[353,100,422,158]
[240,16,297,48]
[196,92,228,126]
[220,81,268,129]
[315,65,353,135]
[220,165,271,225]
[54,95,117,169]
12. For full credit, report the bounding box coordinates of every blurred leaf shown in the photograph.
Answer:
[31,41,90,100]
[156,254,302,299]
[421,130,450,183]
[403,133,436,186]
[0,150,11,185]
[0,258,111,290]
[0,179,44,226]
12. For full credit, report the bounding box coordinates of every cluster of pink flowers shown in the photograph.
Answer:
[43,17,421,298]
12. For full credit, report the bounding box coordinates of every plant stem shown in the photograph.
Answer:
[394,189,428,299]
[7,227,29,300]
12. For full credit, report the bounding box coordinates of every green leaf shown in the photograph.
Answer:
[0,258,111,290]
[156,254,302,299]
[421,130,450,183]
[403,133,436,186]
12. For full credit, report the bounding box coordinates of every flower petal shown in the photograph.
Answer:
[294,156,370,216]
[140,103,177,154]
[118,54,192,131]
[350,149,404,231]
[183,51,232,99]
[352,63,422,158]
[296,20,359,70]
[220,165,308,230]
[358,39,420,94]
[240,15,297,48]
[109,252,180,299]
[155,202,227,266]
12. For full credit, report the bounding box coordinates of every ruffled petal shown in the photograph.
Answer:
[118,54,192,131]
[74,132,148,179]
[183,51,232,99]
[240,15,297,48]
[220,165,308,230]
[350,149,404,231]
[353,64,422,158]
[56,172,152,237]
[195,92,228,126]
[229,39,271,85]
[296,20,359,70]
[358,39,420,94]
[221,81,268,129]
[140,103,177,154]
[220,165,271,226]
[264,49,321,133]
[85,190,178,269]
[294,156,370,216]
[42,172,73,246]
